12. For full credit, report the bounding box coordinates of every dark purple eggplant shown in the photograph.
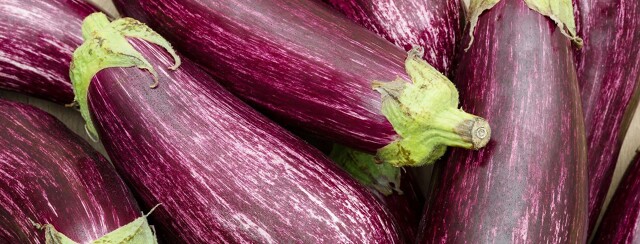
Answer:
[323,0,463,75]
[69,13,402,243]
[0,99,155,243]
[0,0,95,104]
[113,0,491,167]
[574,0,640,234]
[592,149,640,243]
[418,0,587,243]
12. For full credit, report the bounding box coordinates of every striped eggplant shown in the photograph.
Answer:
[574,0,640,234]
[592,149,640,243]
[113,0,491,167]
[69,13,402,242]
[0,0,95,104]
[323,0,463,75]
[419,0,587,243]
[0,99,155,243]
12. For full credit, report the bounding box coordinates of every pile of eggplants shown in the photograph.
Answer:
[0,99,154,243]
[574,0,640,234]
[1,0,639,242]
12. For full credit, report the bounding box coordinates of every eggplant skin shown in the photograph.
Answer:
[574,0,640,234]
[593,151,640,243]
[324,0,463,75]
[0,0,94,104]
[418,1,587,243]
[112,0,406,153]
[0,99,141,243]
[87,39,402,243]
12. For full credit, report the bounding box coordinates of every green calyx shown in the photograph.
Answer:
[374,47,491,167]
[330,145,402,196]
[31,204,161,244]
[463,0,583,51]
[69,12,181,141]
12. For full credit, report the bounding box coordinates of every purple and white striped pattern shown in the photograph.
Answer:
[0,99,141,243]
[418,0,587,243]
[592,149,640,243]
[574,0,640,234]
[323,0,463,75]
[87,39,401,243]
[0,0,94,104]
[113,0,409,154]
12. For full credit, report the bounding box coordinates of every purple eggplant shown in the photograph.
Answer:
[418,0,587,243]
[0,99,155,243]
[592,149,640,243]
[0,0,95,104]
[574,0,640,234]
[113,0,491,167]
[69,13,402,243]
[323,0,463,75]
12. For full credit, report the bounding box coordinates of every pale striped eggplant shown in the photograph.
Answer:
[592,149,640,243]
[69,13,401,243]
[574,0,640,234]
[0,0,94,104]
[113,0,491,168]
[0,99,155,243]
[419,0,587,243]
[323,0,463,75]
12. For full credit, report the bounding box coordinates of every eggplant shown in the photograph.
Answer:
[0,99,155,243]
[574,0,640,234]
[592,149,640,243]
[69,13,402,243]
[323,0,463,75]
[0,0,95,104]
[418,0,587,243]
[113,0,491,167]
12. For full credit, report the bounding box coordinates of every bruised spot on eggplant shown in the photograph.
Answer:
[31,204,160,244]
[373,46,491,167]
[69,12,181,141]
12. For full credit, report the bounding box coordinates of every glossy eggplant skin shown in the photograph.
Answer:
[593,150,640,243]
[574,0,640,234]
[324,0,463,75]
[0,0,94,104]
[113,0,408,154]
[87,39,401,243]
[418,0,588,243]
[0,99,140,243]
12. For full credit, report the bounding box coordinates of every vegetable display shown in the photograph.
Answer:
[0,0,94,104]
[323,0,463,75]
[592,149,640,243]
[573,0,640,234]
[113,0,491,167]
[69,13,402,243]
[0,99,155,243]
[419,0,587,243]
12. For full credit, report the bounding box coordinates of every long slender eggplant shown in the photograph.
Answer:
[0,0,95,103]
[113,0,491,167]
[69,13,402,242]
[419,0,587,243]
[592,149,640,243]
[0,99,155,243]
[323,0,463,75]
[574,0,640,234]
